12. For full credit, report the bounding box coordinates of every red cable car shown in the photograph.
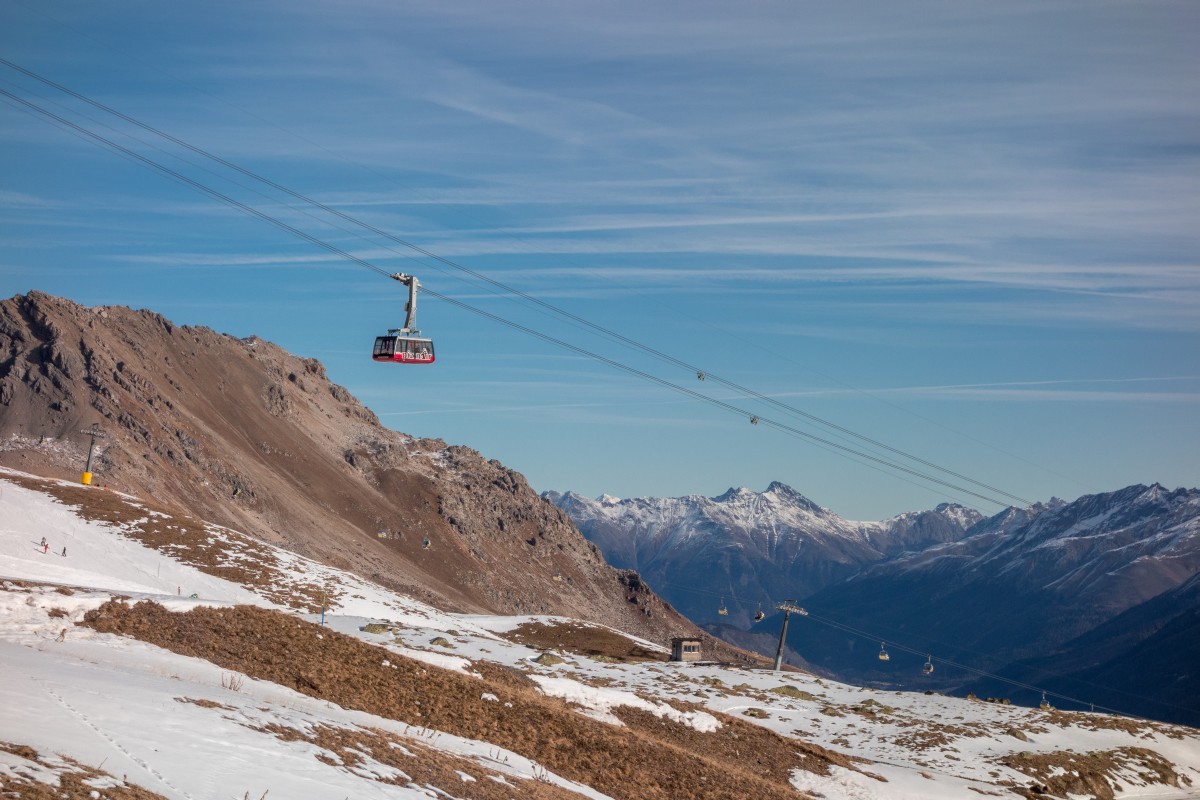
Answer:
[372,334,434,364]
[373,273,435,365]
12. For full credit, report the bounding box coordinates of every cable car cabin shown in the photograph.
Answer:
[375,273,434,365]
[373,334,435,364]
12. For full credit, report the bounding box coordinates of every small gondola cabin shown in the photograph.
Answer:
[372,334,435,364]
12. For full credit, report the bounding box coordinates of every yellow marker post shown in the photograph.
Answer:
[79,425,105,487]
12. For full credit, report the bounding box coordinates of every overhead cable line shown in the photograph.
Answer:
[407,287,1024,507]
[9,39,1052,489]
[0,86,1019,508]
[0,57,1034,509]
[7,56,1181,723]
[11,82,1051,513]
[651,576,1189,719]
[23,83,1195,720]
[0,57,589,328]
[0,88,396,281]
[793,608,1196,720]
[2,81,1034,509]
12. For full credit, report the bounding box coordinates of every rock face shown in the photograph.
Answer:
[546,482,981,627]
[0,291,707,646]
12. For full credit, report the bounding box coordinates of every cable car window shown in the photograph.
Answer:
[373,336,396,358]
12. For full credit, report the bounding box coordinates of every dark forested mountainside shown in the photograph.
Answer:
[777,484,1200,724]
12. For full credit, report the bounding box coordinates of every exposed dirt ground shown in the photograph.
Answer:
[83,599,856,800]
[999,746,1188,800]
[239,722,590,800]
[504,620,670,662]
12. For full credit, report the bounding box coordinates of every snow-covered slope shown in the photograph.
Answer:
[4,469,1199,800]
[546,482,980,626]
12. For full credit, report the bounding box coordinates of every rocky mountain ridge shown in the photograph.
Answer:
[545,481,982,627]
[0,291,717,649]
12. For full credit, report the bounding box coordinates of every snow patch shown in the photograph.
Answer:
[530,674,721,732]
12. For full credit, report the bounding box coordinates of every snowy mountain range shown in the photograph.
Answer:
[549,481,1200,726]
[5,466,1200,800]
[544,482,982,627]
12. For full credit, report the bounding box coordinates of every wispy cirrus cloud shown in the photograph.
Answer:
[0,189,57,209]
[771,376,1200,404]
[4,0,1198,515]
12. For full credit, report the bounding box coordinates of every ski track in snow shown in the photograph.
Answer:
[40,680,194,800]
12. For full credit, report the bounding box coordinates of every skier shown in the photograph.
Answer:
[42,541,49,554]
[61,546,67,557]
[40,537,46,548]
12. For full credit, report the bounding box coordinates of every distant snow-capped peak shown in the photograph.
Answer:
[546,483,978,553]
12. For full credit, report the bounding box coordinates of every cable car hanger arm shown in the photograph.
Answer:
[390,273,420,334]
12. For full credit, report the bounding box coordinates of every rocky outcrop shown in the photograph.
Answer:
[0,291,708,645]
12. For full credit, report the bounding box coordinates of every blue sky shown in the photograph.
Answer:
[2,0,1197,519]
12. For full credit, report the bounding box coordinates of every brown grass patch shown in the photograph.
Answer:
[999,746,1187,799]
[84,599,851,800]
[0,740,168,799]
[1042,709,1193,740]
[615,704,857,784]
[244,720,588,799]
[505,620,667,662]
[175,696,235,711]
[891,728,953,750]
